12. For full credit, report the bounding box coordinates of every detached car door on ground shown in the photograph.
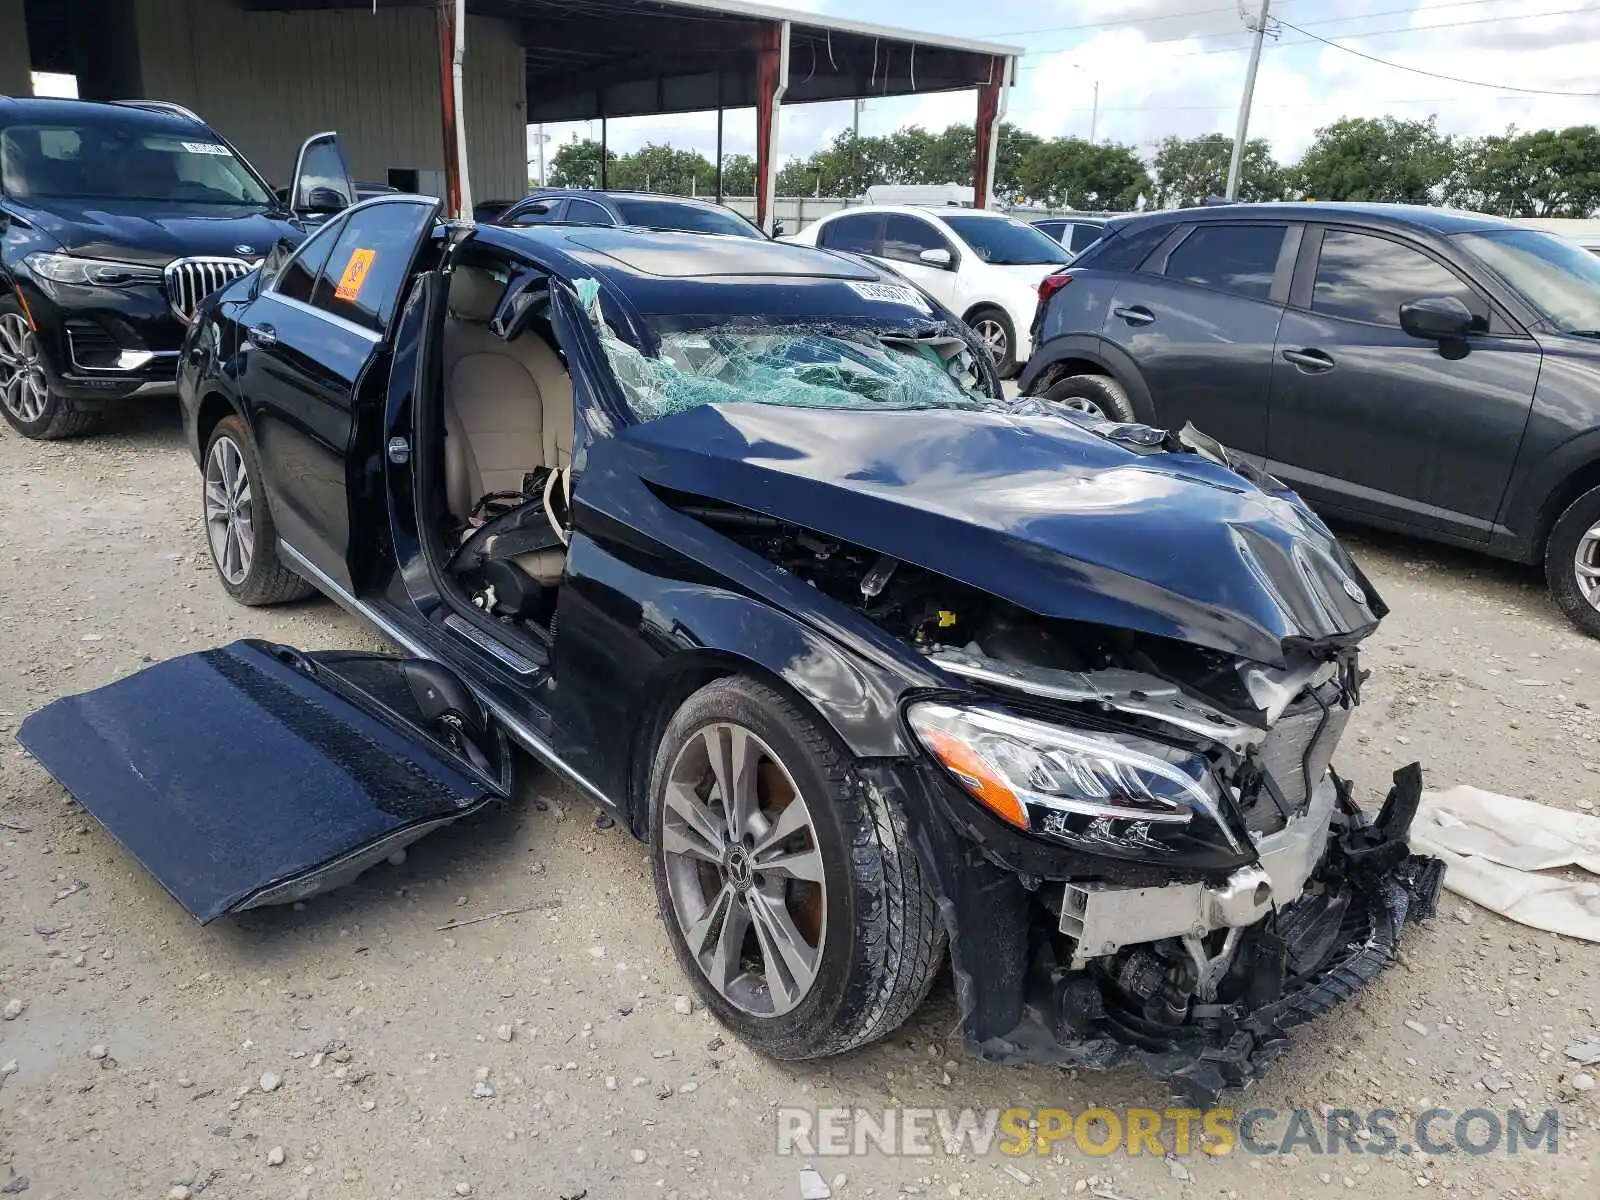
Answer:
[1101,221,1298,459]
[1266,226,1541,543]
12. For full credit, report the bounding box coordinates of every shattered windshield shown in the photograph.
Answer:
[573,279,998,422]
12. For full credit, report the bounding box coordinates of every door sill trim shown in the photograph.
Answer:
[444,613,541,675]
[277,542,613,809]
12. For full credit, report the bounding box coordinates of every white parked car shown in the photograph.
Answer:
[784,205,1073,375]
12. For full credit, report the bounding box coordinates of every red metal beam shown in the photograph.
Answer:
[437,3,463,218]
[973,57,1007,210]
[754,20,790,234]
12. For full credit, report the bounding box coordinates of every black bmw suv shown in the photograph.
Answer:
[0,96,346,439]
[1023,202,1600,638]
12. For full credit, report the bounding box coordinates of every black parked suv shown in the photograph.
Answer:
[1023,202,1600,637]
[0,97,349,439]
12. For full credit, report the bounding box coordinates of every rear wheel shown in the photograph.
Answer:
[1546,484,1600,638]
[203,415,313,606]
[966,306,1017,378]
[0,299,102,440]
[648,676,944,1059]
[1040,373,1136,423]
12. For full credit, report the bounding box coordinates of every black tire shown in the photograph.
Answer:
[648,676,944,1060]
[1041,372,1137,423]
[966,306,1018,378]
[0,296,103,440]
[202,415,314,606]
[1545,483,1600,638]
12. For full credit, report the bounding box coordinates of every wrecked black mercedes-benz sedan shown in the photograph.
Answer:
[19,200,1442,1100]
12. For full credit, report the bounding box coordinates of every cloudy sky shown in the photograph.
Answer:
[531,0,1600,173]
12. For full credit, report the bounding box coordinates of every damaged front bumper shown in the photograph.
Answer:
[875,760,1444,1103]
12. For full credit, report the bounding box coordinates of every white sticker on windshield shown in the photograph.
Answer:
[846,280,931,313]
[181,141,231,156]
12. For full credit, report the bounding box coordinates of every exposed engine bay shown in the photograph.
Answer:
[674,491,1443,1099]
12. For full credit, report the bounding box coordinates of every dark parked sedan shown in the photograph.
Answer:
[1023,202,1600,637]
[19,209,1440,1100]
[497,188,766,238]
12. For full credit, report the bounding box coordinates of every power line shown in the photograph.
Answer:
[1276,15,1600,96]
[1016,4,1600,71]
[1008,0,1518,60]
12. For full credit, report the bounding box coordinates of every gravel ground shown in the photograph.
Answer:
[1,406,1596,1200]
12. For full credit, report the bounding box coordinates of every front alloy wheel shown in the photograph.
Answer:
[659,722,826,1016]
[1546,484,1600,638]
[649,677,945,1060]
[0,312,48,425]
[0,299,102,439]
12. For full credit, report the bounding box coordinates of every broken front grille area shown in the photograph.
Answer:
[1243,680,1350,835]
[163,257,255,324]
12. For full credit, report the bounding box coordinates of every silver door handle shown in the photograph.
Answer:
[246,324,278,348]
[1113,305,1154,326]
[1281,348,1335,373]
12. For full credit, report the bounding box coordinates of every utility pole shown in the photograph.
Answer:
[1089,79,1099,143]
[1226,0,1272,201]
[852,98,862,138]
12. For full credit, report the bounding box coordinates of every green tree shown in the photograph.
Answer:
[548,137,612,189]
[1446,126,1600,217]
[609,143,716,195]
[1291,116,1455,203]
[996,123,1044,204]
[719,154,756,195]
[1017,137,1149,210]
[1151,134,1282,208]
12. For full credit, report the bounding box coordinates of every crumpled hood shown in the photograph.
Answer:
[13,198,297,265]
[620,404,1384,666]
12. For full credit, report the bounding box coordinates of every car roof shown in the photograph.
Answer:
[1105,201,1516,237]
[473,223,940,323]
[528,189,729,210]
[819,204,1015,222]
[0,96,209,134]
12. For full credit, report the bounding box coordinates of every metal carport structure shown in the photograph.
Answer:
[241,0,1021,231]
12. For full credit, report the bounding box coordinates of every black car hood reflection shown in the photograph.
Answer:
[13,198,294,264]
[620,404,1383,665]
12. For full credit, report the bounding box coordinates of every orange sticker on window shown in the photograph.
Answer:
[334,248,376,302]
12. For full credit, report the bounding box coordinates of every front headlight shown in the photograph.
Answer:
[24,253,164,287]
[907,702,1243,853]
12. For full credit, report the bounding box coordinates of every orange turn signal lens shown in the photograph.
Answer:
[922,730,1029,830]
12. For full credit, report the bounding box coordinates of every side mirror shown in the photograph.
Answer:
[290,131,356,220]
[1399,295,1476,342]
[772,220,786,238]
[920,247,954,269]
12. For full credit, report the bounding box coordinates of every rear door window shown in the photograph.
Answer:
[1160,224,1287,301]
[309,200,434,333]
[817,212,882,255]
[1312,229,1488,328]
[1068,224,1105,253]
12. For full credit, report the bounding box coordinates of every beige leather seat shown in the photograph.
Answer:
[442,266,574,516]
[442,266,574,587]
